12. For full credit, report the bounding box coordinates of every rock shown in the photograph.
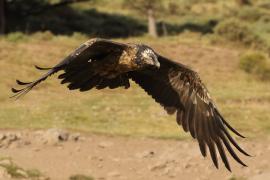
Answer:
[79,136,86,141]
[57,146,64,150]
[39,177,50,180]
[0,159,12,166]
[91,156,104,161]
[0,132,21,148]
[98,141,113,148]
[108,171,121,177]
[33,148,41,152]
[184,163,192,169]
[169,174,176,178]
[42,129,69,145]
[16,169,28,178]
[34,130,44,137]
[250,173,270,180]
[0,167,11,179]
[6,133,19,141]
[162,167,170,176]
[149,162,167,171]
[136,151,155,158]
[255,169,263,175]
[97,177,106,180]
[70,133,80,142]
[199,176,208,180]
[58,132,69,141]
[0,134,6,141]
[87,155,92,160]
[75,146,81,152]
[112,158,120,162]
[23,140,31,146]
[7,143,18,149]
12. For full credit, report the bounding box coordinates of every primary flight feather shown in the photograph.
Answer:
[12,38,250,171]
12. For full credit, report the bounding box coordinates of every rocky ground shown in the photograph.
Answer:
[0,129,269,180]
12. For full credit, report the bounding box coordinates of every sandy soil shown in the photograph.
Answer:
[0,130,269,180]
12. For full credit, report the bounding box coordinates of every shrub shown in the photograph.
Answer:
[239,52,267,73]
[69,174,94,180]
[237,7,265,22]
[239,52,270,80]
[214,19,266,49]
[260,67,270,80]
[32,31,54,41]
[72,32,88,40]
[6,32,27,42]
[259,15,270,23]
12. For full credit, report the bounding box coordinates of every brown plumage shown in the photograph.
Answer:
[11,38,250,171]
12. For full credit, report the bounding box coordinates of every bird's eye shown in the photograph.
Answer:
[135,58,142,66]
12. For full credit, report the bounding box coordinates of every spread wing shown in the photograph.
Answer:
[11,38,129,99]
[129,55,250,171]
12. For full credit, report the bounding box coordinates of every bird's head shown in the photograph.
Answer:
[136,45,160,69]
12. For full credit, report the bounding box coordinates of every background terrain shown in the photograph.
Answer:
[0,0,269,179]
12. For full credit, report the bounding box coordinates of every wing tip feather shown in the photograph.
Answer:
[11,87,22,93]
[34,65,52,70]
[16,79,32,85]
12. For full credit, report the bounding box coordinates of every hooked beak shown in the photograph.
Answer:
[143,54,160,69]
[153,56,160,69]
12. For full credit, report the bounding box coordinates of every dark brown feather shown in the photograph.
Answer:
[11,38,128,98]
[130,54,249,171]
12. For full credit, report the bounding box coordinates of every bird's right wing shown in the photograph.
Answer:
[11,38,128,99]
[129,54,250,171]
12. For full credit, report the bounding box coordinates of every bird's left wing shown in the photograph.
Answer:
[129,55,250,171]
[11,38,127,99]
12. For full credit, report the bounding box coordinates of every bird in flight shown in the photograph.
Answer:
[12,38,250,171]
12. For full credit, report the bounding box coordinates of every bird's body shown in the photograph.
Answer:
[83,41,137,78]
[12,38,250,171]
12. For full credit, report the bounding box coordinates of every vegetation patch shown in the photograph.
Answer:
[70,174,95,180]
[214,19,266,50]
[6,32,28,42]
[0,157,45,179]
[239,52,270,81]
[235,6,267,22]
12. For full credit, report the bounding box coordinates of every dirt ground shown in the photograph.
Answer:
[0,130,269,180]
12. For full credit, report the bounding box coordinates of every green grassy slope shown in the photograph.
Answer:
[0,35,269,139]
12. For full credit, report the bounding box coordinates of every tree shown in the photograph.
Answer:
[123,0,164,38]
[0,0,6,34]
[0,0,91,35]
[20,0,91,17]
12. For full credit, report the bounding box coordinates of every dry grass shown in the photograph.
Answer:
[0,34,269,139]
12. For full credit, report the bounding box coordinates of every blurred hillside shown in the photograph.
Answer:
[0,35,270,138]
[0,0,270,138]
[0,0,269,55]
[0,0,269,47]
[1,1,270,179]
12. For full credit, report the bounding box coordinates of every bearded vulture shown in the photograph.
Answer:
[11,38,250,171]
